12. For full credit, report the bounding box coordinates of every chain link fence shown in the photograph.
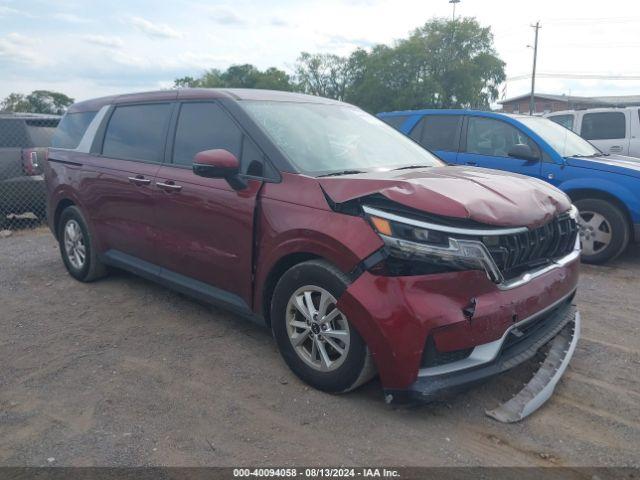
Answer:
[0,113,59,233]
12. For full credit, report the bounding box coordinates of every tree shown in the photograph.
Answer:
[172,17,505,113]
[295,52,355,100]
[173,65,293,91]
[0,90,74,115]
[0,93,31,113]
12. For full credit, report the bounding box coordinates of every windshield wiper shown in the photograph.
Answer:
[318,170,366,177]
[569,153,607,158]
[391,164,432,171]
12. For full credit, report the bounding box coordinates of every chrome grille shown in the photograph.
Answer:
[484,214,579,280]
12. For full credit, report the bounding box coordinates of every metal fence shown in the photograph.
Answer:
[0,114,59,232]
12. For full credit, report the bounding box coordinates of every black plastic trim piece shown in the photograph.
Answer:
[348,248,388,281]
[101,250,260,321]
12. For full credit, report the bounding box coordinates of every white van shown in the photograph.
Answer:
[545,107,640,158]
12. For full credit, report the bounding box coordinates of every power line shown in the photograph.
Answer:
[508,73,640,81]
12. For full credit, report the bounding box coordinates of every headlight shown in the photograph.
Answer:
[364,206,501,279]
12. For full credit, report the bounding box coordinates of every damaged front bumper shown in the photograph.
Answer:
[383,300,579,420]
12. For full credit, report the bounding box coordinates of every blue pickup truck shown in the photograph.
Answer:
[378,109,640,264]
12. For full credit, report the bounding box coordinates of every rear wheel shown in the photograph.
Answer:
[58,206,108,282]
[575,198,629,264]
[271,260,375,393]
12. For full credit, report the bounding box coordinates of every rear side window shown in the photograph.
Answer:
[103,103,172,162]
[411,115,462,152]
[52,112,96,149]
[548,114,574,130]
[0,119,29,148]
[172,102,242,167]
[380,115,409,130]
[581,112,625,140]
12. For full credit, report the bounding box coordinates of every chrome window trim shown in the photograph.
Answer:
[418,288,577,378]
[75,106,110,153]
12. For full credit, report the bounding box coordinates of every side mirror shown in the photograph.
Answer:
[192,149,246,190]
[508,144,539,162]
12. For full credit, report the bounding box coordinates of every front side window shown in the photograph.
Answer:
[411,115,462,152]
[466,117,537,158]
[548,114,574,130]
[102,103,171,162]
[240,101,443,175]
[518,116,601,158]
[52,112,96,149]
[172,103,242,167]
[581,112,626,140]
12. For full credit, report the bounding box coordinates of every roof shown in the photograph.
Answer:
[68,88,344,113]
[0,112,61,119]
[499,93,640,107]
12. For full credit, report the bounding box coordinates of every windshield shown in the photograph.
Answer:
[241,101,444,175]
[518,116,601,158]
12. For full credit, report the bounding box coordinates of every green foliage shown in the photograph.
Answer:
[0,90,74,115]
[174,17,506,113]
[296,17,505,112]
[173,64,294,91]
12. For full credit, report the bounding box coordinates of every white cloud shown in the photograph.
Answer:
[52,13,89,23]
[127,16,182,39]
[0,5,20,16]
[207,6,246,26]
[0,32,47,66]
[81,34,124,49]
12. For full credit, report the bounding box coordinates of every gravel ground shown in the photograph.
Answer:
[1,228,639,467]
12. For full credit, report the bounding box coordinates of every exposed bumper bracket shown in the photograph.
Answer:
[485,312,580,423]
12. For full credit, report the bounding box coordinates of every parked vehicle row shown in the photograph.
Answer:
[46,89,581,416]
[0,113,59,227]
[546,106,640,158]
[378,109,640,264]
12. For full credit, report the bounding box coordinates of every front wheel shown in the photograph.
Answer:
[271,260,375,393]
[575,198,630,264]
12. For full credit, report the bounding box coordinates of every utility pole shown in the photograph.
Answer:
[529,21,541,115]
[449,0,460,21]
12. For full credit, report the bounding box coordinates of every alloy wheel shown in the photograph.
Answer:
[578,210,612,256]
[285,285,351,372]
[63,219,86,269]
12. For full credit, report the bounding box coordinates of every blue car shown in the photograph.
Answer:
[378,109,640,264]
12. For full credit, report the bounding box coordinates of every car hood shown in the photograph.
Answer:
[318,166,571,229]
[565,154,640,178]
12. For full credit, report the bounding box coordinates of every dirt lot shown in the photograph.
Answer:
[1,228,639,467]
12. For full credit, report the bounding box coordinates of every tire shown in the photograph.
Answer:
[57,206,108,282]
[575,198,630,264]
[271,259,375,393]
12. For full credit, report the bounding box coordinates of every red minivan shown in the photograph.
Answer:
[46,89,581,417]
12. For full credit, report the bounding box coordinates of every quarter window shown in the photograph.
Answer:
[52,112,95,149]
[581,112,626,140]
[466,117,538,158]
[411,115,462,152]
[172,103,242,167]
[380,115,409,130]
[103,103,172,162]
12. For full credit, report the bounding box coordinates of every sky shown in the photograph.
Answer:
[1,0,640,105]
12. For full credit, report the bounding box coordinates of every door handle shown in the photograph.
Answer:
[128,176,151,186]
[156,181,183,192]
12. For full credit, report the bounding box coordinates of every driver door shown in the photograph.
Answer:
[152,101,266,307]
[459,116,543,179]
